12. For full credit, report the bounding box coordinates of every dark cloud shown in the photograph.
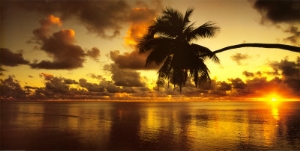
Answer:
[88,73,103,80]
[100,80,122,93]
[30,15,99,69]
[79,78,105,92]
[10,0,163,39]
[44,77,69,93]
[110,50,157,70]
[24,85,39,90]
[86,47,100,61]
[231,53,251,65]
[0,75,26,98]
[104,64,146,87]
[243,71,263,77]
[64,78,78,85]
[229,78,246,89]
[269,57,300,95]
[270,57,300,77]
[14,0,130,38]
[39,73,54,81]
[250,0,300,46]
[30,28,86,69]
[283,26,300,46]
[256,71,262,76]
[243,71,255,77]
[250,0,300,24]
[0,48,29,66]
[3,57,300,99]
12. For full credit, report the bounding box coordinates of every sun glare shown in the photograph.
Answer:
[271,97,277,102]
[266,93,282,104]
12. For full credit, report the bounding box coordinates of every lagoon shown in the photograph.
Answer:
[1,101,300,150]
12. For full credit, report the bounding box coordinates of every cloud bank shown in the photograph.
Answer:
[1,57,299,100]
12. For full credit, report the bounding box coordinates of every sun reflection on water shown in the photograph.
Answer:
[271,107,279,121]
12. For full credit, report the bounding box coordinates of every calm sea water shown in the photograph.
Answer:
[1,101,300,150]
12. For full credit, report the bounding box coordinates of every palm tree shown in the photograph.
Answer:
[137,7,220,92]
[138,7,300,92]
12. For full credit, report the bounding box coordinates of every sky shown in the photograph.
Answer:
[0,0,299,100]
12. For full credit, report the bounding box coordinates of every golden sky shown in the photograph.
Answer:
[1,0,299,100]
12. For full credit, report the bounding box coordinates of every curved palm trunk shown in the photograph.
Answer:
[213,43,300,54]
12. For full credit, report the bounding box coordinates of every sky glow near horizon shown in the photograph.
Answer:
[0,0,299,100]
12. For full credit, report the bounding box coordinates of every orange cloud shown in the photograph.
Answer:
[124,22,150,47]
[34,15,62,40]
[124,2,161,47]
[48,15,62,26]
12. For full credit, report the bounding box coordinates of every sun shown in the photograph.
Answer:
[271,97,278,102]
[266,93,282,104]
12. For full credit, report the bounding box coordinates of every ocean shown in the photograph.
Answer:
[1,101,300,150]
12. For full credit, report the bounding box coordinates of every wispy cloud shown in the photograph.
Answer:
[231,53,251,65]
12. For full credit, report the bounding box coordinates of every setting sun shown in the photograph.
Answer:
[271,97,277,102]
[265,93,283,104]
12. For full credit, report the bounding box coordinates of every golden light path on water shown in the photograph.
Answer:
[266,93,281,121]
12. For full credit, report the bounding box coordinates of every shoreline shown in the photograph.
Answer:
[1,98,299,102]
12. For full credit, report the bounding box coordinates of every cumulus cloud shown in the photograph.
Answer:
[231,53,251,65]
[44,77,70,93]
[269,57,300,96]
[270,57,300,77]
[29,73,152,99]
[79,78,105,92]
[104,64,147,87]
[30,15,100,69]
[3,57,300,99]
[0,75,26,98]
[0,48,29,66]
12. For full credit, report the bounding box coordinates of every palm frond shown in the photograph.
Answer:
[157,55,173,78]
[187,21,219,41]
[183,8,193,24]
[190,44,220,63]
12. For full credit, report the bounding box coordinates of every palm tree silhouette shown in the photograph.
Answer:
[137,8,219,92]
[138,7,300,92]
